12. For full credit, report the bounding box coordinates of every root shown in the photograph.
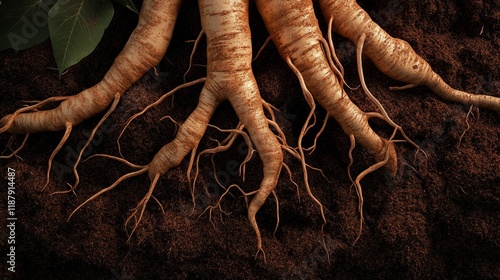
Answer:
[200,182,272,262]
[67,166,148,222]
[0,96,70,133]
[357,33,423,164]
[273,114,331,183]
[53,93,121,195]
[458,105,474,148]
[125,173,160,240]
[286,57,327,227]
[267,119,289,146]
[326,17,358,91]
[200,183,257,225]
[159,115,181,135]
[117,78,206,157]
[262,100,278,123]
[326,17,344,77]
[272,190,280,237]
[253,36,271,62]
[186,147,198,201]
[192,123,253,206]
[303,113,329,154]
[68,85,219,239]
[151,194,166,215]
[389,83,418,91]
[366,111,427,163]
[83,154,144,169]
[347,134,356,185]
[0,134,29,160]
[351,129,397,245]
[184,30,205,82]
[283,162,301,202]
[320,37,348,92]
[44,123,72,190]
[218,122,245,146]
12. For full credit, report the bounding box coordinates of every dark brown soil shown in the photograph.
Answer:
[1,1,499,279]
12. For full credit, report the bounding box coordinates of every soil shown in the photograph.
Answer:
[1,0,499,279]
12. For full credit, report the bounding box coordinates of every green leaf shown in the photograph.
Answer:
[48,0,114,75]
[113,0,138,14]
[0,0,57,51]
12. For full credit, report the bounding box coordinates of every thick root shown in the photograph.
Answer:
[0,96,70,133]
[52,93,121,195]
[0,0,183,135]
[319,0,500,112]
[69,91,218,238]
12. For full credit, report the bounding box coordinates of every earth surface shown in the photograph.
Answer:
[1,0,499,279]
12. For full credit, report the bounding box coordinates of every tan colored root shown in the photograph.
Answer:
[159,115,181,135]
[192,124,253,206]
[283,56,318,138]
[326,17,345,78]
[253,36,271,62]
[389,83,419,91]
[267,123,331,192]
[259,99,297,140]
[252,103,302,202]
[186,147,198,201]
[282,162,301,202]
[267,120,288,146]
[352,128,398,245]
[196,139,290,245]
[52,93,121,195]
[193,128,237,196]
[347,134,356,185]
[272,190,280,236]
[280,142,332,184]
[264,102,323,159]
[218,122,245,146]
[458,105,474,148]
[264,106,293,147]
[83,153,145,169]
[125,173,160,240]
[200,182,275,263]
[184,30,205,82]
[0,134,29,159]
[326,17,358,91]
[286,57,327,227]
[151,194,166,215]
[67,167,148,222]
[199,183,257,227]
[304,112,318,140]
[357,33,423,160]
[0,96,70,133]
[266,125,318,193]
[303,113,329,154]
[262,101,278,123]
[365,111,427,163]
[320,37,348,92]
[3,134,16,153]
[265,120,318,176]
[117,78,206,157]
[44,123,72,190]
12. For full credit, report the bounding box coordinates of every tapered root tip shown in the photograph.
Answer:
[247,205,264,254]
